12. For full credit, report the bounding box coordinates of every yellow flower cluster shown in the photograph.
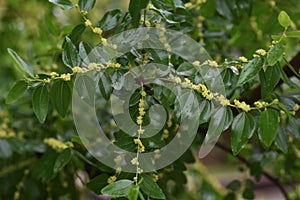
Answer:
[238,56,248,62]
[43,138,72,150]
[131,157,139,165]
[216,94,230,106]
[92,27,102,35]
[84,19,92,27]
[162,129,169,139]
[254,101,269,109]
[107,175,117,184]
[255,49,267,56]
[203,60,219,67]
[60,73,71,81]
[107,61,121,68]
[0,130,15,138]
[291,103,300,115]
[234,99,251,112]
[134,138,145,153]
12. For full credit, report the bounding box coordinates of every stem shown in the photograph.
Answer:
[215,142,290,200]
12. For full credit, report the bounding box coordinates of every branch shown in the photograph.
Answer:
[215,142,290,200]
[241,52,300,104]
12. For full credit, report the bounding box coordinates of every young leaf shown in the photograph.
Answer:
[267,44,284,66]
[259,108,279,148]
[259,65,281,98]
[237,57,263,86]
[32,85,49,123]
[231,112,255,155]
[78,0,96,11]
[278,11,291,28]
[51,80,72,117]
[6,80,28,104]
[129,0,150,28]
[7,48,34,77]
[53,148,72,173]
[96,9,123,31]
[48,0,73,10]
[62,37,81,68]
[199,106,226,158]
[101,179,133,198]
[127,185,139,200]
[98,72,113,100]
[140,174,166,199]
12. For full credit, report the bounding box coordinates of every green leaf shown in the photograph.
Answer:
[129,0,150,28]
[101,179,133,198]
[267,44,284,66]
[199,106,226,158]
[98,72,113,100]
[32,85,49,123]
[237,57,263,86]
[278,11,291,28]
[286,31,300,38]
[62,37,81,68]
[63,24,86,46]
[51,80,72,117]
[49,0,73,10]
[227,180,241,191]
[259,65,281,98]
[78,0,95,11]
[75,74,95,105]
[127,185,139,200]
[6,80,28,104]
[275,125,288,153]
[259,108,279,148]
[199,100,213,124]
[140,175,166,199]
[176,62,196,76]
[223,107,233,131]
[7,48,34,77]
[53,148,72,173]
[231,112,255,155]
[32,150,58,183]
[96,9,123,31]
[86,174,110,194]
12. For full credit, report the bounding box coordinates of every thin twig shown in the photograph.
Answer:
[215,142,290,200]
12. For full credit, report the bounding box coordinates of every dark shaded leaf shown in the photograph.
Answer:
[259,108,279,148]
[78,0,96,11]
[96,9,123,31]
[62,37,81,68]
[129,0,150,28]
[237,57,263,86]
[53,148,72,173]
[51,80,72,117]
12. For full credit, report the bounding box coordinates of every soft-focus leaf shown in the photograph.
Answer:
[86,174,110,194]
[176,62,196,76]
[7,48,34,77]
[237,57,263,86]
[286,31,300,38]
[75,74,95,105]
[78,0,96,11]
[6,80,28,104]
[259,108,279,148]
[140,174,166,199]
[32,84,49,123]
[278,11,291,28]
[49,0,73,10]
[51,80,72,117]
[63,24,86,46]
[53,148,72,173]
[101,179,133,197]
[129,0,150,28]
